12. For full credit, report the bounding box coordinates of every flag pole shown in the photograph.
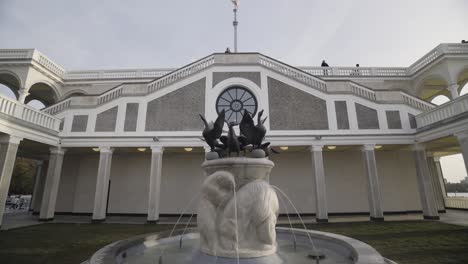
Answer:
[233,7,238,52]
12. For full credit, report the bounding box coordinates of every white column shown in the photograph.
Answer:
[448,84,460,99]
[147,146,164,223]
[427,156,445,212]
[39,147,66,221]
[432,157,447,211]
[433,157,447,199]
[456,132,468,177]
[309,145,328,223]
[361,144,384,221]
[0,135,22,227]
[412,144,439,220]
[92,147,114,222]
[18,88,29,103]
[30,161,44,211]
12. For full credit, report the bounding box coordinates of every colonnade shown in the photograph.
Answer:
[3,133,468,227]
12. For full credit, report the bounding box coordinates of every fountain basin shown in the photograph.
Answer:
[87,227,394,264]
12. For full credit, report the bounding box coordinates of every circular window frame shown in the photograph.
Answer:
[215,86,258,123]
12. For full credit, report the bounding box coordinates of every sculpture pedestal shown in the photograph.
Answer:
[197,158,279,258]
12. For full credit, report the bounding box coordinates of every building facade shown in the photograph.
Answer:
[0,43,468,225]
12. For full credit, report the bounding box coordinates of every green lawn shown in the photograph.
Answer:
[0,221,467,264]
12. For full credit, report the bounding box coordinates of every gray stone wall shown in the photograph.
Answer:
[124,103,139,132]
[408,113,417,129]
[145,78,205,131]
[355,103,379,129]
[386,111,402,129]
[268,77,328,130]
[212,72,261,88]
[334,101,350,129]
[71,115,88,132]
[95,107,118,132]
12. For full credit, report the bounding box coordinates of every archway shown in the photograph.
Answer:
[26,99,46,110]
[458,68,468,96]
[460,83,468,96]
[417,76,450,102]
[0,72,21,100]
[25,82,59,107]
[430,95,451,106]
[0,84,17,99]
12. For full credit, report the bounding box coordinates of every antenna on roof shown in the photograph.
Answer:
[231,0,239,52]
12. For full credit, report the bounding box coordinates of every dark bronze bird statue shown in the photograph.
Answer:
[240,109,267,148]
[258,142,280,157]
[200,110,225,151]
[221,122,241,157]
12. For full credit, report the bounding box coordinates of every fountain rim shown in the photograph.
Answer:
[201,157,275,169]
[87,227,389,264]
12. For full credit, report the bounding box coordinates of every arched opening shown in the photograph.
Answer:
[460,83,468,96]
[26,99,46,110]
[431,95,451,106]
[458,68,468,96]
[417,76,450,102]
[0,84,17,99]
[0,72,21,100]
[26,82,59,107]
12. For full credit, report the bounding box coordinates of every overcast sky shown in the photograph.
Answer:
[1,0,467,70]
[0,0,467,183]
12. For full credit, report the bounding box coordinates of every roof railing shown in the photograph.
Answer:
[416,93,468,128]
[0,94,61,131]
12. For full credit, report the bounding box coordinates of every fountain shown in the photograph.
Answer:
[86,110,395,264]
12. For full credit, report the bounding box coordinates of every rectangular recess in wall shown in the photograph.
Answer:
[355,103,379,129]
[408,113,417,129]
[124,103,139,132]
[386,110,402,129]
[71,115,88,132]
[334,101,350,129]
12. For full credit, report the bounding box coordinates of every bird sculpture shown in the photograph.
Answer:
[240,109,268,148]
[258,142,280,157]
[200,110,225,151]
[224,122,241,157]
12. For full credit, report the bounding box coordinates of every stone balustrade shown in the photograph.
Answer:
[2,44,467,83]
[416,93,468,128]
[35,53,66,77]
[349,82,377,101]
[445,197,468,209]
[42,52,435,114]
[97,85,124,105]
[301,66,408,77]
[300,43,468,77]
[43,99,71,115]
[147,55,215,93]
[7,44,466,114]
[0,49,65,78]
[64,69,173,80]
[0,94,61,131]
[258,55,327,92]
[0,49,35,59]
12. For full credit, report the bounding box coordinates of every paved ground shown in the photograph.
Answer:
[3,209,466,230]
[440,209,468,226]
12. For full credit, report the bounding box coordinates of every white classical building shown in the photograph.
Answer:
[1,43,468,226]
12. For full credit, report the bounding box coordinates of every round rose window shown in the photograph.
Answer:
[216,86,257,123]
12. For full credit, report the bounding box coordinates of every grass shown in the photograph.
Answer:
[0,221,467,264]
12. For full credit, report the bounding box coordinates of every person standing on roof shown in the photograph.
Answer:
[321,60,329,75]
